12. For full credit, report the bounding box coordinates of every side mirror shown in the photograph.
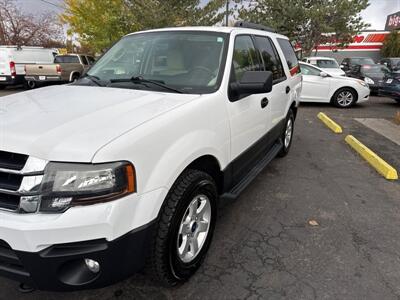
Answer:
[320,71,328,77]
[340,65,345,69]
[230,71,273,100]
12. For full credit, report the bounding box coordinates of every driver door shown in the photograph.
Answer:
[300,64,331,102]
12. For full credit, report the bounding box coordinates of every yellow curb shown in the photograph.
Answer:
[317,112,343,133]
[345,135,398,180]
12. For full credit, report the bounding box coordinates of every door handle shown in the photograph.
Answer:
[286,86,290,94]
[261,97,269,108]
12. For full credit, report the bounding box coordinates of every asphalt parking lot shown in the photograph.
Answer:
[1,88,400,300]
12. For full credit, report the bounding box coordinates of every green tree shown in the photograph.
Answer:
[238,0,369,55]
[61,0,228,53]
[381,30,400,57]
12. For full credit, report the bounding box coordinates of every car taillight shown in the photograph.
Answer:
[56,64,62,74]
[10,61,16,77]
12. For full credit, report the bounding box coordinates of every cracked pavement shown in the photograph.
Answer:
[1,90,400,299]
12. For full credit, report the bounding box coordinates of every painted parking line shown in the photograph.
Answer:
[317,112,343,133]
[345,135,398,180]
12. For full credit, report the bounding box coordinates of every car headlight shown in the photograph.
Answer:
[364,77,374,85]
[357,80,368,87]
[20,161,136,213]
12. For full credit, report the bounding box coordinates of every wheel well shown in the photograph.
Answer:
[290,101,298,119]
[331,86,358,103]
[70,72,80,81]
[186,155,224,194]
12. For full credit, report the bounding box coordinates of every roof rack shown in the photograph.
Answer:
[234,21,277,33]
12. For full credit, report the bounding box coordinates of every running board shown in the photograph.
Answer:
[221,140,283,200]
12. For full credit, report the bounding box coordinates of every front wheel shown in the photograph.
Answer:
[278,109,295,157]
[332,88,357,108]
[149,169,217,286]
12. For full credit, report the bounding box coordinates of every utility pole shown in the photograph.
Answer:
[225,0,229,26]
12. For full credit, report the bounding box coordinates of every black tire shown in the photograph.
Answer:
[278,109,295,157]
[0,85,5,90]
[332,87,357,108]
[71,74,80,82]
[394,98,400,104]
[24,80,36,90]
[149,169,217,286]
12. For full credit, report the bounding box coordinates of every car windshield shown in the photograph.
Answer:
[361,65,390,76]
[352,58,375,65]
[86,31,228,94]
[315,59,339,68]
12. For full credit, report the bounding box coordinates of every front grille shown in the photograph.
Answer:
[0,151,28,171]
[0,194,20,211]
[0,172,23,191]
[0,240,30,278]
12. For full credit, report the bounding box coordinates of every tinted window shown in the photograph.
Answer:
[254,36,286,81]
[232,35,261,82]
[80,55,88,65]
[54,55,80,63]
[87,56,95,65]
[277,38,299,71]
[300,64,321,76]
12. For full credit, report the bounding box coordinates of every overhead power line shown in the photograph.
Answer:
[38,0,64,10]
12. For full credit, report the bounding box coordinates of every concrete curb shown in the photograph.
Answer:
[317,112,343,133]
[345,135,398,180]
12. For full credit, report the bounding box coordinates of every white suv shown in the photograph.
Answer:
[0,23,301,291]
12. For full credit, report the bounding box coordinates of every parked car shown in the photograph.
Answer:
[24,54,95,89]
[0,46,57,89]
[299,62,369,108]
[380,57,400,74]
[303,56,346,76]
[340,57,375,73]
[380,75,400,103]
[0,23,301,291]
[346,64,391,94]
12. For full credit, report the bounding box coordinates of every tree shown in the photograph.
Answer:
[237,0,369,56]
[381,30,400,57]
[0,0,64,47]
[60,0,229,53]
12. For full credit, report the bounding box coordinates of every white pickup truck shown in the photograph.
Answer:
[0,23,301,291]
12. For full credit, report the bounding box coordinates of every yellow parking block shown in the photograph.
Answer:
[345,135,398,180]
[317,112,343,133]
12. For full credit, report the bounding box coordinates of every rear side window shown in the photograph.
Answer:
[231,35,261,82]
[277,38,299,74]
[254,36,286,82]
[54,55,80,63]
[80,55,88,65]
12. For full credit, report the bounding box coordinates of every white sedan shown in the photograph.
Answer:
[299,62,370,108]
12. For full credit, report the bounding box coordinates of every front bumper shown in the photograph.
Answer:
[0,221,155,291]
[0,187,168,290]
[380,86,400,100]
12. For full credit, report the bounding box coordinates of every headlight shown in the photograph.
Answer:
[20,161,136,213]
[364,77,374,85]
[357,80,368,87]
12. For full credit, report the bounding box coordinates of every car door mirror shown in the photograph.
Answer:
[320,71,328,78]
[230,71,273,100]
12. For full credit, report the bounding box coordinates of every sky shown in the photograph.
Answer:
[15,0,400,31]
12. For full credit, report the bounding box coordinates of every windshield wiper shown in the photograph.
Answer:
[81,74,104,87]
[109,76,183,94]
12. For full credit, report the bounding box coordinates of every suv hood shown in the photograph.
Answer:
[0,85,199,162]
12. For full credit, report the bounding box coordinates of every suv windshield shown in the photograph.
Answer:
[315,59,339,68]
[361,65,390,76]
[87,31,228,94]
[351,57,375,65]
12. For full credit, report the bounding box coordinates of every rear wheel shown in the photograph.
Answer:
[332,88,357,108]
[24,80,36,90]
[149,169,217,286]
[71,74,80,82]
[278,109,295,157]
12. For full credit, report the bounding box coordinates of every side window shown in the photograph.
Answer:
[87,56,95,65]
[300,64,321,76]
[277,38,299,73]
[80,55,89,65]
[231,35,261,82]
[254,36,286,82]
